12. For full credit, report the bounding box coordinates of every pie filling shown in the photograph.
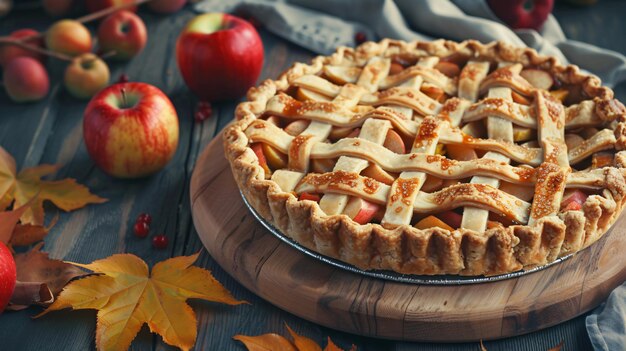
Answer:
[226,40,626,275]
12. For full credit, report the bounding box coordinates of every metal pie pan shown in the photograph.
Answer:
[241,192,572,285]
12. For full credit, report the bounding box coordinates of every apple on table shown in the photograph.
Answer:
[0,28,45,67]
[176,13,264,102]
[487,0,554,30]
[148,0,187,14]
[42,0,74,17]
[97,10,147,60]
[3,57,49,103]
[45,20,92,56]
[64,53,110,99]
[83,82,179,178]
[0,241,16,313]
[85,0,137,13]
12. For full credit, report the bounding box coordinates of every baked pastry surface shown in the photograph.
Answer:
[224,39,626,276]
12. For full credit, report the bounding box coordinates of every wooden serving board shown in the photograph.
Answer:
[190,136,626,342]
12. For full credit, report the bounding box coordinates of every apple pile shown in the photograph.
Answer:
[1,0,187,103]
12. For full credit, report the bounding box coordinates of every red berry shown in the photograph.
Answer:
[117,73,129,84]
[194,101,212,122]
[133,221,149,238]
[152,234,168,249]
[355,32,367,45]
[137,213,152,225]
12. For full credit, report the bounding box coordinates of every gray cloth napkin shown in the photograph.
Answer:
[586,286,626,351]
[195,0,626,348]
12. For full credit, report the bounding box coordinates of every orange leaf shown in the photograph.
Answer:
[0,203,28,244]
[236,324,354,351]
[324,337,349,351]
[10,213,58,246]
[286,324,322,351]
[13,243,85,296]
[38,252,246,351]
[480,340,488,351]
[0,146,106,225]
[7,281,54,310]
[233,333,297,351]
[548,341,564,351]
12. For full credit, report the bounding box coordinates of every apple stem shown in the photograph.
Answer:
[0,37,73,62]
[0,0,153,44]
[121,88,128,107]
[99,50,117,61]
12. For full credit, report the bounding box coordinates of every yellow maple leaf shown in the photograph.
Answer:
[38,252,246,351]
[0,146,106,225]
[234,324,355,351]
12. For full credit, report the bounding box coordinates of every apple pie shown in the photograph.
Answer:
[224,39,626,276]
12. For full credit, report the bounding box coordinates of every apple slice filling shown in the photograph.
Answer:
[248,57,608,234]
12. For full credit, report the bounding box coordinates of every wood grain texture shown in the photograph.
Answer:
[0,1,624,350]
[191,138,626,342]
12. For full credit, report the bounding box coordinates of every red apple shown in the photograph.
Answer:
[148,0,186,14]
[487,0,554,30]
[97,10,147,61]
[344,197,380,224]
[0,28,45,68]
[83,82,179,178]
[0,241,15,313]
[42,0,74,17]
[3,57,49,103]
[64,53,110,99]
[45,20,92,56]
[85,0,136,13]
[176,13,263,101]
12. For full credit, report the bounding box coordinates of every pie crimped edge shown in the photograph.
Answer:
[223,39,626,276]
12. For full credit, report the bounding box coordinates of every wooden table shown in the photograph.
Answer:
[1,2,625,350]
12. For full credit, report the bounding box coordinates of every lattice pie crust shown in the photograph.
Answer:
[224,40,626,275]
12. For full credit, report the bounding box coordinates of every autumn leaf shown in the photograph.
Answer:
[7,281,54,310]
[38,252,246,351]
[234,324,355,351]
[10,213,58,247]
[0,146,106,225]
[286,324,322,351]
[0,203,28,244]
[548,341,564,351]
[480,340,487,351]
[233,333,298,351]
[14,242,85,296]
